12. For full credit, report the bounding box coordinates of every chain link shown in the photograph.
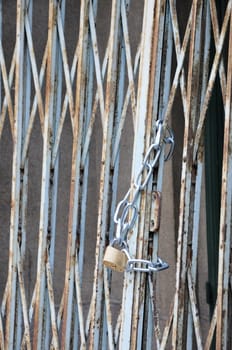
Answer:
[109,119,174,273]
[113,120,174,240]
[126,257,169,273]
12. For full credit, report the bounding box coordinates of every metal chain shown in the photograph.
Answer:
[126,257,169,273]
[111,119,174,272]
[114,120,173,240]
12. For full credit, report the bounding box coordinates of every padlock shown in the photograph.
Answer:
[103,245,128,272]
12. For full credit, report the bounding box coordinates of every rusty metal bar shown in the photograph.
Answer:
[185,2,211,348]
[15,0,33,347]
[24,13,45,136]
[146,1,173,348]
[21,41,47,164]
[0,41,14,133]
[102,3,133,348]
[120,0,136,121]
[74,251,86,349]
[56,5,74,120]
[61,0,89,347]
[111,42,140,165]
[51,39,78,166]
[186,2,204,348]
[90,1,120,348]
[45,2,66,348]
[103,268,115,349]
[172,0,202,348]
[164,0,192,125]
[33,0,57,348]
[89,1,105,120]
[17,250,31,349]
[194,0,232,160]
[204,302,217,350]
[187,269,203,349]
[0,0,231,348]
[45,252,59,348]
[0,45,15,139]
[5,1,25,348]
[210,0,227,106]
[169,0,188,117]
[216,4,232,348]
[120,1,156,348]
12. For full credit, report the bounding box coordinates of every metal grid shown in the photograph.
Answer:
[0,0,231,349]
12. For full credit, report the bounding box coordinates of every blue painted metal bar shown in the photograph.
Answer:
[216,6,232,347]
[5,1,25,348]
[15,0,32,347]
[120,1,156,348]
[33,1,57,348]
[0,1,231,348]
[90,1,120,348]
[61,0,89,347]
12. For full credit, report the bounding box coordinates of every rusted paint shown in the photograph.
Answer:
[172,0,203,347]
[120,0,136,121]
[0,41,14,134]
[21,41,48,166]
[193,0,232,161]
[216,3,232,347]
[164,0,192,126]
[187,269,203,349]
[150,191,162,232]
[209,0,227,106]
[60,0,90,348]
[120,1,160,348]
[89,1,121,347]
[5,1,25,349]
[24,14,45,135]
[0,0,231,348]
[32,0,58,348]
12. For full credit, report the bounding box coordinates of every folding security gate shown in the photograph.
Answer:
[0,0,232,349]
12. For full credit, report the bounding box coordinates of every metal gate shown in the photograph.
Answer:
[0,0,232,349]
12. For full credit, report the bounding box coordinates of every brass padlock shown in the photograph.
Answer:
[103,245,128,272]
